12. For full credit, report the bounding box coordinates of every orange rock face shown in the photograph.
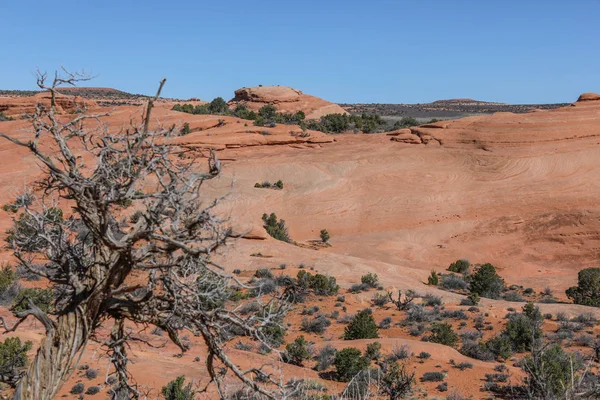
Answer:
[0,91,99,118]
[229,85,348,119]
[577,92,600,102]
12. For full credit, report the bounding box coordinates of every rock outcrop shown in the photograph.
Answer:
[576,92,600,102]
[229,85,347,119]
[0,91,98,118]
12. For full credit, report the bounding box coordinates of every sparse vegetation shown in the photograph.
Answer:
[262,212,291,242]
[162,376,196,400]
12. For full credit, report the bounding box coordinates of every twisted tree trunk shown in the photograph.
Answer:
[14,310,90,400]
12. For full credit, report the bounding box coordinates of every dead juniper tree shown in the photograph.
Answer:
[0,70,289,400]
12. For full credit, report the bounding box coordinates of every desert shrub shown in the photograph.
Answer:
[239,301,260,315]
[320,229,330,244]
[524,287,534,295]
[85,386,100,395]
[180,122,191,135]
[571,312,597,327]
[0,265,20,306]
[254,268,273,279]
[504,303,543,353]
[85,368,98,380]
[251,279,276,296]
[448,259,470,274]
[234,341,253,351]
[441,310,468,320]
[284,336,312,366]
[503,291,525,302]
[343,310,379,340]
[575,333,594,347]
[314,344,337,371]
[417,351,431,359]
[0,112,14,122]
[14,265,41,282]
[162,376,195,400]
[387,344,411,362]
[334,348,370,382]
[0,337,32,386]
[522,344,583,398]
[428,270,439,286]
[379,317,392,329]
[468,263,505,299]
[260,323,286,348]
[404,304,439,323]
[441,274,468,291]
[12,287,53,313]
[455,362,473,370]
[428,323,458,347]
[423,293,442,307]
[262,213,290,242]
[460,339,495,361]
[300,315,331,334]
[365,341,382,360]
[350,283,369,293]
[484,335,513,360]
[566,268,600,307]
[437,382,448,392]
[372,293,389,308]
[297,270,339,296]
[360,273,379,288]
[486,373,509,383]
[379,360,415,399]
[420,371,445,382]
[409,324,426,337]
[70,383,85,394]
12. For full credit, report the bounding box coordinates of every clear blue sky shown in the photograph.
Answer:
[1,0,599,104]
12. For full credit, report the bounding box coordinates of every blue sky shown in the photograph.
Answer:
[1,0,598,104]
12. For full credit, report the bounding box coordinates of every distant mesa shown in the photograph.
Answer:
[576,92,600,102]
[229,85,347,119]
[0,91,98,117]
[431,98,504,105]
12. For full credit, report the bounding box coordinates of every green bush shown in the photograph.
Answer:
[162,376,196,400]
[427,270,439,286]
[469,263,505,299]
[208,97,229,114]
[360,273,379,288]
[428,323,458,347]
[0,336,32,386]
[448,259,470,274]
[180,122,191,135]
[260,323,286,348]
[380,360,415,399]
[566,267,600,306]
[274,180,283,189]
[343,309,379,340]
[503,303,543,353]
[0,112,14,122]
[284,336,312,366]
[320,229,330,244]
[522,344,583,398]
[420,371,445,382]
[262,213,290,242]
[12,287,53,313]
[334,347,370,382]
[296,270,339,296]
[364,341,382,360]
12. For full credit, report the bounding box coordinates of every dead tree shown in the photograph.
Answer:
[0,70,289,400]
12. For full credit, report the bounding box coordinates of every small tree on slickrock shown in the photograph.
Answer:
[0,70,288,400]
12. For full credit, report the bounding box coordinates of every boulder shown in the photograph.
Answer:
[576,92,600,102]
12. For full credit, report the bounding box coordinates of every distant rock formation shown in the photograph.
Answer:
[0,91,98,117]
[229,85,347,119]
[576,92,600,102]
